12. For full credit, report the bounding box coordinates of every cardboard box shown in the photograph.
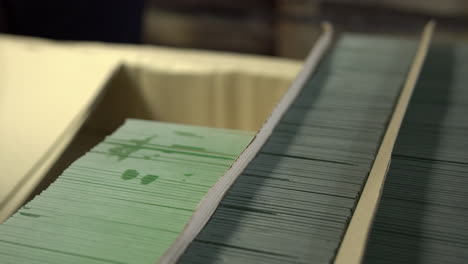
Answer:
[0,34,302,221]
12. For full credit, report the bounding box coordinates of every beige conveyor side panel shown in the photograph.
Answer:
[0,34,302,132]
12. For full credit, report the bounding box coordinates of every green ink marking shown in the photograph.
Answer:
[171,144,206,152]
[159,149,175,154]
[121,169,139,180]
[141,174,159,185]
[108,135,157,161]
[106,141,234,161]
[184,173,193,177]
[20,212,41,218]
[174,131,204,138]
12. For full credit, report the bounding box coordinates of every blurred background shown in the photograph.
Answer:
[1,0,468,59]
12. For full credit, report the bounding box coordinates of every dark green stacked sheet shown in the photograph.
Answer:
[179,34,417,264]
[364,42,468,264]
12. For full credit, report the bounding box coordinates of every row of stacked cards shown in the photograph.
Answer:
[179,34,418,263]
[364,42,468,263]
[0,119,254,264]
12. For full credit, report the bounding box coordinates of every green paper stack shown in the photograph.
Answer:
[0,119,254,264]
[364,42,468,263]
[180,34,418,264]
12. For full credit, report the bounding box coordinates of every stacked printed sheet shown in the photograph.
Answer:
[180,34,417,264]
[364,42,468,264]
[0,120,254,264]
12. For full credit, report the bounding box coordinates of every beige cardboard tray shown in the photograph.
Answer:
[0,35,302,223]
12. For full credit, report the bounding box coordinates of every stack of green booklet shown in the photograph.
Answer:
[179,34,418,264]
[0,119,254,264]
[364,42,468,263]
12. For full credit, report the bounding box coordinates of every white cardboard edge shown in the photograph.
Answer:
[157,23,334,264]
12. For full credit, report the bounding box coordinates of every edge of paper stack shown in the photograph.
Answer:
[159,22,334,264]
